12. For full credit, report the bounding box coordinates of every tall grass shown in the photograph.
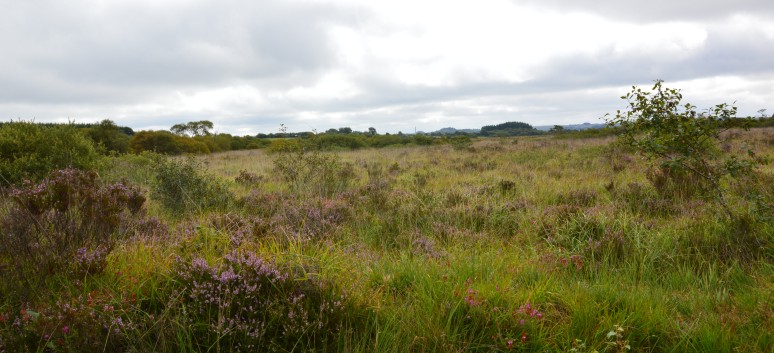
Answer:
[1,129,772,352]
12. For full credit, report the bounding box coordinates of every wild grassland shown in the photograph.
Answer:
[1,129,772,352]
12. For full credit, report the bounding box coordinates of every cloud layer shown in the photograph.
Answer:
[1,0,773,134]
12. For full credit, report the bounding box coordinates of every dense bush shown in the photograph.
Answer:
[152,157,233,214]
[367,134,412,148]
[266,138,302,153]
[0,122,100,185]
[0,169,146,292]
[84,119,131,154]
[307,133,368,150]
[130,130,213,155]
[130,128,268,155]
[129,130,185,154]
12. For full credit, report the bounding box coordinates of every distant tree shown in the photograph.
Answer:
[171,120,214,137]
[170,124,187,136]
[85,119,131,154]
[549,125,565,134]
[368,127,377,136]
[480,121,540,136]
[325,128,338,134]
[130,131,183,154]
[338,127,352,134]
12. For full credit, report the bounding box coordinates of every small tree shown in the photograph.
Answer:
[549,125,565,134]
[606,80,763,218]
[171,120,214,137]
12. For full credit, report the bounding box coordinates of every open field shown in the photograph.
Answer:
[1,129,772,352]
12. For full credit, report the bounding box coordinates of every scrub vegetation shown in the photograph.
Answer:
[0,84,772,352]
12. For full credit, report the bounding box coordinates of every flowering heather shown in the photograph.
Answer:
[411,235,446,260]
[71,245,111,277]
[0,168,150,284]
[127,216,170,240]
[234,169,264,186]
[238,190,295,217]
[0,292,139,352]
[270,197,353,241]
[171,251,348,351]
[516,302,543,321]
[205,213,272,246]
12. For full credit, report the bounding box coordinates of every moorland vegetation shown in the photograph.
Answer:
[0,83,772,352]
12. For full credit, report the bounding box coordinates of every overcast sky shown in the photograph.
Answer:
[2,0,773,135]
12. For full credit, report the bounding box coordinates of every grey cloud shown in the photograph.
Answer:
[512,0,774,22]
[0,0,365,104]
[2,1,773,135]
[533,26,774,93]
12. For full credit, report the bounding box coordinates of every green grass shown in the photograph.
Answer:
[1,129,772,352]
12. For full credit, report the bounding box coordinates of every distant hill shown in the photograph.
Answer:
[425,123,605,135]
[534,123,605,131]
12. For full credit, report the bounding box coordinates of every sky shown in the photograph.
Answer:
[1,0,773,135]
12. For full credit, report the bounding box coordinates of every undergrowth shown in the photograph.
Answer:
[1,129,772,352]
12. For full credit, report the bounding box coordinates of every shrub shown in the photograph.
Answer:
[606,81,765,217]
[272,149,355,197]
[152,158,232,215]
[170,251,349,351]
[0,168,146,291]
[271,197,353,241]
[0,122,100,185]
[129,130,211,155]
[84,119,131,154]
[235,170,264,187]
[98,151,163,187]
[129,130,183,154]
[448,135,473,151]
[308,133,367,150]
[205,213,272,246]
[266,138,302,153]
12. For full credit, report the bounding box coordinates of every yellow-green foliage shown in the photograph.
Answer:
[0,122,100,185]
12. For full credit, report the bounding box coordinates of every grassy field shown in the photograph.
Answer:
[1,129,772,352]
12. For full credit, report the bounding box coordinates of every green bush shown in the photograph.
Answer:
[0,122,100,185]
[367,134,412,148]
[606,81,765,217]
[130,130,210,155]
[130,130,183,154]
[266,138,302,153]
[84,119,131,154]
[152,157,232,214]
[307,133,367,150]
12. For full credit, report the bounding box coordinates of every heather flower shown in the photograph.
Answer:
[171,250,348,351]
[1,168,152,283]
